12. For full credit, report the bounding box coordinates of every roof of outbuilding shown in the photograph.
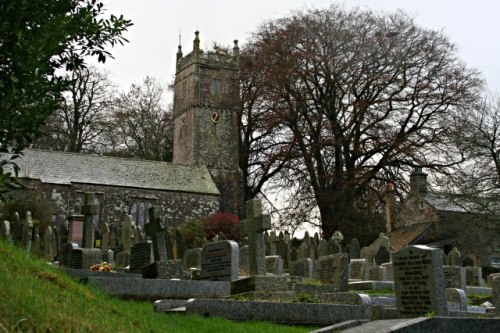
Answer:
[3,149,219,195]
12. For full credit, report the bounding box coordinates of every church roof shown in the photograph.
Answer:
[424,193,485,213]
[4,149,220,195]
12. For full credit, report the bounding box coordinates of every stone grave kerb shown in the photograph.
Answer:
[241,198,271,276]
[145,206,168,261]
[81,192,97,249]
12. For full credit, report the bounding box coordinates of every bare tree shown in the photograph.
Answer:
[106,77,173,161]
[243,6,482,239]
[34,67,115,153]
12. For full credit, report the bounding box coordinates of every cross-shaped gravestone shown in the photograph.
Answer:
[241,198,271,275]
[145,206,168,261]
[81,192,97,248]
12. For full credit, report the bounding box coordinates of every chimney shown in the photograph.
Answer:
[193,30,200,58]
[410,167,428,195]
[385,181,396,232]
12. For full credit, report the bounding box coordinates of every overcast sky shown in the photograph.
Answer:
[96,0,500,96]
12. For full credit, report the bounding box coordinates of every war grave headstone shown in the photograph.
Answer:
[443,266,466,290]
[349,259,368,280]
[446,288,467,312]
[314,253,349,291]
[129,240,154,273]
[240,198,271,276]
[393,245,447,317]
[200,240,239,281]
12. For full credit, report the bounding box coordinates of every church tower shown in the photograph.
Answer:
[172,31,243,217]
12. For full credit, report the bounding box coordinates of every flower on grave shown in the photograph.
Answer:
[90,262,113,272]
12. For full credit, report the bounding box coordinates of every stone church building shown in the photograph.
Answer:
[386,168,500,269]
[6,32,243,231]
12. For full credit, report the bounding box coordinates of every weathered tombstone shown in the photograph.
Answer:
[317,239,329,258]
[382,262,394,281]
[109,225,118,249]
[393,245,446,317]
[289,258,314,279]
[134,225,143,243]
[492,276,500,316]
[349,238,361,260]
[52,227,61,261]
[32,225,41,257]
[331,231,344,254]
[277,232,289,269]
[183,248,202,270]
[164,230,174,259]
[466,266,484,287]
[21,211,34,252]
[349,259,368,280]
[240,198,271,276]
[297,241,309,260]
[314,254,349,291]
[265,255,284,275]
[174,228,186,260]
[446,247,461,266]
[1,220,11,243]
[70,248,102,269]
[374,245,391,265]
[239,245,250,276]
[369,265,387,281]
[81,193,97,248]
[268,231,277,255]
[361,232,390,266]
[100,222,110,251]
[309,241,318,260]
[200,240,239,281]
[145,206,168,261]
[60,242,78,267]
[129,240,154,273]
[446,288,467,312]
[443,266,466,290]
[290,247,298,262]
[121,215,133,252]
[44,226,54,261]
[11,212,22,246]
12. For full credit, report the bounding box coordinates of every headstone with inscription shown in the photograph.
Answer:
[314,254,349,291]
[443,266,466,290]
[240,198,271,276]
[81,193,97,248]
[290,258,314,279]
[393,245,446,317]
[318,239,329,258]
[349,259,368,280]
[200,240,239,281]
[129,240,154,273]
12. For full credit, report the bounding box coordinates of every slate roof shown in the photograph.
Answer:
[424,193,483,213]
[3,149,219,195]
[388,223,433,251]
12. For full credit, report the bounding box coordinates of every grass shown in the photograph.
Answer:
[0,239,309,333]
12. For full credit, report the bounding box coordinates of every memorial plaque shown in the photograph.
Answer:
[129,240,154,273]
[200,240,239,281]
[393,245,446,317]
[315,254,349,291]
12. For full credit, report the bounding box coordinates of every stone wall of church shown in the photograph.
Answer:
[15,179,219,232]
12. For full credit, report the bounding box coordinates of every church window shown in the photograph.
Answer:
[211,78,223,95]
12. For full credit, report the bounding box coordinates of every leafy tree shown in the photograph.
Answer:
[242,6,482,238]
[34,67,116,153]
[0,0,132,198]
[203,212,241,242]
[106,77,173,161]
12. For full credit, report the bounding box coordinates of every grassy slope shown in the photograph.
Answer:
[0,240,309,333]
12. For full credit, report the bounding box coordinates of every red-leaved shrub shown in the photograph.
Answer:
[203,212,241,241]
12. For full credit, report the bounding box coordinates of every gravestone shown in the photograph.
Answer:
[21,211,33,252]
[142,259,186,280]
[290,258,314,279]
[369,265,387,281]
[1,220,11,243]
[110,225,118,249]
[361,232,390,266]
[70,248,102,269]
[32,225,41,257]
[268,231,277,255]
[314,254,349,291]
[466,266,484,287]
[240,198,271,276]
[239,245,250,276]
[145,206,168,261]
[174,228,186,260]
[100,222,110,251]
[11,212,22,246]
[44,226,54,261]
[349,238,361,259]
[183,248,202,270]
[265,255,284,275]
[318,239,329,258]
[309,241,318,260]
[122,215,133,252]
[297,241,309,260]
[164,229,174,259]
[200,240,239,281]
[374,245,391,265]
[443,266,466,290]
[129,240,154,273]
[277,232,290,269]
[52,227,61,261]
[290,247,298,262]
[331,231,344,254]
[382,262,394,281]
[81,193,97,248]
[492,276,500,316]
[393,245,446,317]
[60,242,78,267]
[446,247,461,266]
[67,214,84,246]
[349,259,368,280]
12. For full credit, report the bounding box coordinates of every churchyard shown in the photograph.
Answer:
[1,193,500,332]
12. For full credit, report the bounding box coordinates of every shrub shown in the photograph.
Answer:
[180,218,205,249]
[203,212,241,242]
[0,190,52,230]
